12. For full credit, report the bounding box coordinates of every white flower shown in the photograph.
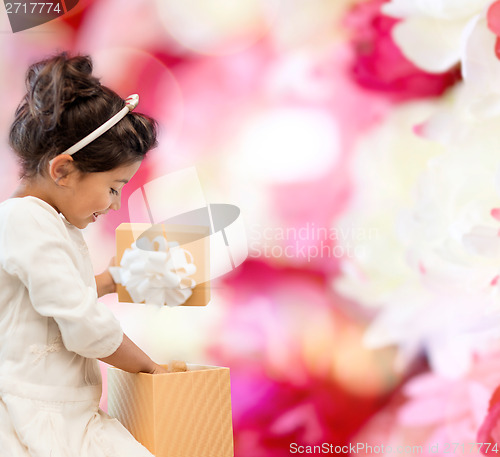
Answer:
[382,0,490,72]
[374,133,500,375]
[333,101,445,308]
[334,87,500,376]
[364,283,500,377]
[460,14,500,118]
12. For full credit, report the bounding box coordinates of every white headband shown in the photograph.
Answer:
[49,94,139,164]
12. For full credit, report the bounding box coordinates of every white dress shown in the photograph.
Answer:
[0,196,155,457]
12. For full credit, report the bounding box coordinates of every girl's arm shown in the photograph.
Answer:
[98,333,167,374]
[95,256,117,298]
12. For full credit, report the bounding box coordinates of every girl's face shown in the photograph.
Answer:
[62,161,141,229]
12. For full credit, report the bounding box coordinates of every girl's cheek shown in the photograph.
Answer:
[97,195,112,210]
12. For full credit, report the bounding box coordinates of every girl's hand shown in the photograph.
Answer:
[95,256,117,297]
[149,363,168,374]
[107,256,117,294]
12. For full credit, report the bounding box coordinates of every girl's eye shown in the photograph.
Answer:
[110,188,119,196]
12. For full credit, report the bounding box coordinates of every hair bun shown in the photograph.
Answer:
[10,52,157,180]
[26,53,101,130]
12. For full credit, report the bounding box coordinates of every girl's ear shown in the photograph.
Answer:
[49,154,77,186]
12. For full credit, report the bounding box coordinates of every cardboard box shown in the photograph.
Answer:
[115,223,210,306]
[107,365,234,457]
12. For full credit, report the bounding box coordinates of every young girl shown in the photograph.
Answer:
[0,53,167,456]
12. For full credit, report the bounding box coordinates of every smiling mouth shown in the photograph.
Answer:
[92,211,108,221]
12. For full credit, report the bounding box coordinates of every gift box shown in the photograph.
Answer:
[107,365,234,457]
[115,223,210,306]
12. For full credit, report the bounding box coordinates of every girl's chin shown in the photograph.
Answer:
[69,216,91,229]
[67,213,99,228]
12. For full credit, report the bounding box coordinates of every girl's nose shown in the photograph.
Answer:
[110,195,121,211]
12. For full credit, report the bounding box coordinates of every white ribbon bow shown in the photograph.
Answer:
[109,236,197,307]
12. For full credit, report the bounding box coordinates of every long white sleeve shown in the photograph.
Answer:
[0,197,123,359]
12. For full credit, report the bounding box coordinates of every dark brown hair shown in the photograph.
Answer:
[9,52,158,179]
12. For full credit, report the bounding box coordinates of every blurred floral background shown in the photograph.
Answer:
[3,0,500,455]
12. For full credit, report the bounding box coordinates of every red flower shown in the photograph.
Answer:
[478,385,500,455]
[344,0,461,101]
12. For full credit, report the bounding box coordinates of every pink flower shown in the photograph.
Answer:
[344,0,461,101]
[487,0,500,59]
[229,369,385,457]
[356,353,500,456]
[208,259,401,456]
